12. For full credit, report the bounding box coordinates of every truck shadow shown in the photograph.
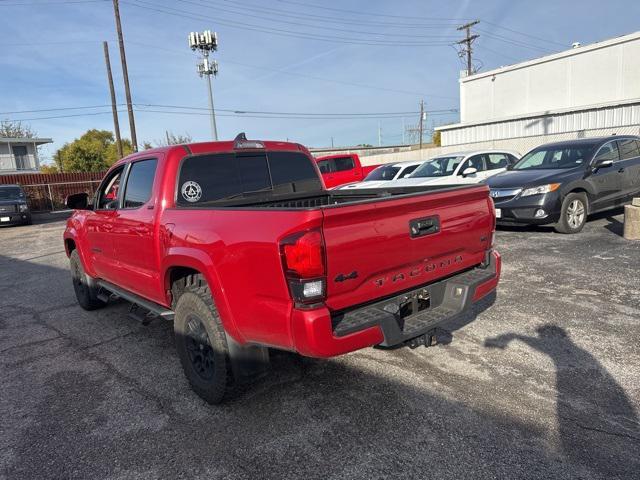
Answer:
[485,325,640,479]
[1,254,638,479]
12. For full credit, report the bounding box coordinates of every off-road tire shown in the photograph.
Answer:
[555,192,588,234]
[70,250,106,310]
[173,274,231,404]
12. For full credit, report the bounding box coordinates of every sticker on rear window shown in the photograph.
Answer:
[181,181,202,203]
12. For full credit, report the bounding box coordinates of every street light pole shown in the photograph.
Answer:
[189,30,219,141]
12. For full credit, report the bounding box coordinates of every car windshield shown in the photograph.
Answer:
[0,187,24,200]
[409,156,464,178]
[514,144,597,170]
[364,165,400,181]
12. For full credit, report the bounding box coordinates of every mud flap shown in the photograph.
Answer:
[226,334,271,384]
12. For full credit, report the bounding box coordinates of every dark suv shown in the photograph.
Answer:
[0,184,32,226]
[486,136,640,233]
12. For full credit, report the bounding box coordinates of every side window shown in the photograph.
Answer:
[617,139,640,160]
[594,141,620,163]
[123,159,157,208]
[97,167,125,210]
[460,155,485,174]
[333,156,355,172]
[486,153,509,170]
[400,165,419,177]
[317,160,331,174]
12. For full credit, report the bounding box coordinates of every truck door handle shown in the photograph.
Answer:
[409,216,440,238]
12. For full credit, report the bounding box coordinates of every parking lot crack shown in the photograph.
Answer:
[559,414,640,442]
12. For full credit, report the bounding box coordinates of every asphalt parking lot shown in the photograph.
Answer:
[1,211,639,479]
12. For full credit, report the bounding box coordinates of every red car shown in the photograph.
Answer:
[64,134,501,403]
[315,153,379,188]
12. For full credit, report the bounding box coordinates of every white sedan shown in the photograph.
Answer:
[385,150,520,188]
[336,161,423,190]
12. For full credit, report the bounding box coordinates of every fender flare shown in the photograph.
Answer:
[162,248,244,343]
[63,226,98,279]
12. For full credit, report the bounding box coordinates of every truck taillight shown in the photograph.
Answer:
[280,229,326,305]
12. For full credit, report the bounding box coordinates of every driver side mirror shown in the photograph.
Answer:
[66,192,91,210]
[593,158,613,170]
[461,167,478,177]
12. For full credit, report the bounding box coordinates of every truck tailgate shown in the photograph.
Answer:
[321,185,494,312]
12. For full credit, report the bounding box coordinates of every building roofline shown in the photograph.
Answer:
[0,137,53,145]
[461,30,640,83]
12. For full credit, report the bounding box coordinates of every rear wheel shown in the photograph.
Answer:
[555,192,588,234]
[173,274,230,404]
[70,250,106,310]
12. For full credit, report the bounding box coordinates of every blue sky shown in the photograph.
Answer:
[1,0,639,163]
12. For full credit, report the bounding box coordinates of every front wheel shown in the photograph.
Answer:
[70,250,106,310]
[554,193,588,234]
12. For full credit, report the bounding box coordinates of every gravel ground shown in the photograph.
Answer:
[1,211,639,479]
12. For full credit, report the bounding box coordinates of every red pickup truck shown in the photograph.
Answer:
[64,134,500,404]
[315,153,379,188]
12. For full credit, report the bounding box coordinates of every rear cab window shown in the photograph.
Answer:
[333,157,355,171]
[176,151,323,206]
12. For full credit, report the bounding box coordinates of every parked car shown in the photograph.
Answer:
[64,134,501,404]
[315,153,379,188]
[376,150,520,188]
[487,136,640,234]
[0,184,31,226]
[337,160,423,190]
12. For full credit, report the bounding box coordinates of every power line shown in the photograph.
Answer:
[122,0,454,47]
[273,0,469,22]
[481,20,568,48]
[0,102,457,117]
[0,0,107,5]
[174,0,461,40]
[207,0,463,29]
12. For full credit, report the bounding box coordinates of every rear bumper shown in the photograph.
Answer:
[291,250,501,357]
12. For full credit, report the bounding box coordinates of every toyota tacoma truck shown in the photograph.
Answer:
[64,134,501,404]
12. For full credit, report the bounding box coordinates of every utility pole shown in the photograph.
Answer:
[112,0,137,151]
[377,122,382,147]
[402,118,405,145]
[189,30,219,140]
[419,100,424,149]
[102,41,123,158]
[457,20,480,77]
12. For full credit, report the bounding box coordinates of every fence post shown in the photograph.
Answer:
[47,183,55,211]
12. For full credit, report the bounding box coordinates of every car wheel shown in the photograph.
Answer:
[173,274,230,404]
[555,192,588,234]
[70,250,106,310]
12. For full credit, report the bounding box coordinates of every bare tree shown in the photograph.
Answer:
[0,120,37,138]
[145,131,193,148]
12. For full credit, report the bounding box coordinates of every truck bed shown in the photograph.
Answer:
[191,184,477,210]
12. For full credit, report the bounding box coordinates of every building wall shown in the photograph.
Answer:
[0,142,40,172]
[441,102,640,149]
[460,31,640,123]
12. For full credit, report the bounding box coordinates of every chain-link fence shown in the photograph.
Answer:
[0,172,105,212]
[21,180,101,212]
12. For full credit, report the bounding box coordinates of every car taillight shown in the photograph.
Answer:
[280,229,326,306]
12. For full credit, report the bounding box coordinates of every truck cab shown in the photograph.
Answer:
[315,153,378,188]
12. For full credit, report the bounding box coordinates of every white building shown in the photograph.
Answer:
[0,137,53,174]
[436,31,640,155]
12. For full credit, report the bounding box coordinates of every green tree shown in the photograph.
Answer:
[432,130,441,147]
[53,129,133,172]
[39,164,59,174]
